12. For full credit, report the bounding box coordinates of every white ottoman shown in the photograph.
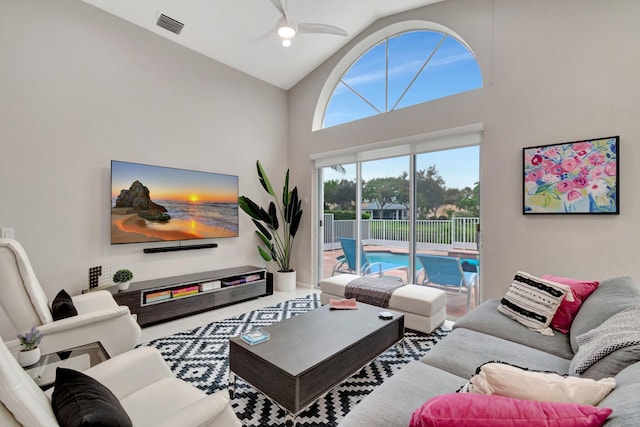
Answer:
[319,274,447,333]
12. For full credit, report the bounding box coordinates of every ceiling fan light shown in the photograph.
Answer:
[281,39,292,47]
[277,25,296,39]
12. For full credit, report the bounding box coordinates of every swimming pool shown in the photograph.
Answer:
[365,251,479,271]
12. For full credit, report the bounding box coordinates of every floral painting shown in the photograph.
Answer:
[523,136,619,214]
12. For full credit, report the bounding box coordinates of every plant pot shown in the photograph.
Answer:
[18,347,41,367]
[117,281,130,290]
[274,270,297,292]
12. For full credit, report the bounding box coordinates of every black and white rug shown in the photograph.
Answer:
[145,294,449,426]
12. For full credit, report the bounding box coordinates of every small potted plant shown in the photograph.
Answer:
[113,269,134,290]
[17,326,43,367]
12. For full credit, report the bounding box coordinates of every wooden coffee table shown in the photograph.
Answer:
[229,302,404,425]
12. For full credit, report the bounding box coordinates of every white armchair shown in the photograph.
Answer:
[0,239,141,357]
[0,338,241,427]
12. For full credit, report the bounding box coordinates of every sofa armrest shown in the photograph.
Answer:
[154,391,241,427]
[84,347,174,399]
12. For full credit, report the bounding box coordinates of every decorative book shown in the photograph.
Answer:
[329,298,358,310]
[241,329,270,345]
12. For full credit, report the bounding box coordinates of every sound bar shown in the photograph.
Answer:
[143,243,218,253]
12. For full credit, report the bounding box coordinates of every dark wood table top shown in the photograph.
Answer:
[229,302,402,376]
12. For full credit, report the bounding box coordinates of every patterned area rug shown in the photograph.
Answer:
[145,294,449,426]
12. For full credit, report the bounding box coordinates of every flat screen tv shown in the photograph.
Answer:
[111,160,239,244]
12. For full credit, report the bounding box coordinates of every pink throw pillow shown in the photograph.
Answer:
[542,274,599,334]
[409,393,612,427]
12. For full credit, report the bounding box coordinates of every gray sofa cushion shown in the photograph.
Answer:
[598,362,640,426]
[338,361,466,427]
[570,276,640,353]
[420,328,571,379]
[574,345,640,380]
[453,299,574,360]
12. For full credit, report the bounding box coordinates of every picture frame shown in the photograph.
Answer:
[523,136,619,214]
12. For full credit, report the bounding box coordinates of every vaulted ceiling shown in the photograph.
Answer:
[81,0,444,90]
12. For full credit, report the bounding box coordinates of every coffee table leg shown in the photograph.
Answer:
[228,372,236,398]
[285,412,296,427]
[396,338,405,356]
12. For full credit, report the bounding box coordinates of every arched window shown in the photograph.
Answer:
[321,28,482,129]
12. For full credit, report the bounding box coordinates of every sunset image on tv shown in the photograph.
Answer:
[111,161,239,244]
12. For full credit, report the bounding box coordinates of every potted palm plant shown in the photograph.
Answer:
[239,161,303,291]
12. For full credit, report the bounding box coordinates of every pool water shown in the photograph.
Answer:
[365,251,479,272]
[366,251,410,267]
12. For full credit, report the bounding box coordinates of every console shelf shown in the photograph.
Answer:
[110,265,268,327]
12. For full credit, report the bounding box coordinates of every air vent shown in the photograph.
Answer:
[156,14,184,35]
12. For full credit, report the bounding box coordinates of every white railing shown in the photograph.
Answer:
[323,215,479,251]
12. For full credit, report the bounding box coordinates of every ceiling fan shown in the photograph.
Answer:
[268,0,348,47]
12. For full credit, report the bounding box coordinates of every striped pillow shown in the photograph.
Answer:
[497,271,574,336]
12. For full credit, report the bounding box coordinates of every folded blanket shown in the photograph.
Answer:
[571,306,640,374]
[345,276,405,308]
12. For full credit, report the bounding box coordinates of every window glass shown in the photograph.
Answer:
[323,30,482,128]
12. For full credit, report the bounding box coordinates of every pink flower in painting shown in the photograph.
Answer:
[540,159,554,170]
[549,164,564,176]
[589,166,605,181]
[525,168,544,182]
[587,152,605,166]
[604,161,616,176]
[572,176,589,188]
[566,189,583,203]
[531,155,543,165]
[577,150,587,156]
[543,147,559,158]
[561,158,580,173]
[572,142,592,151]
[556,180,575,193]
[579,166,590,177]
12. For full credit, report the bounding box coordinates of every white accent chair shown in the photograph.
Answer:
[0,239,141,357]
[0,337,241,427]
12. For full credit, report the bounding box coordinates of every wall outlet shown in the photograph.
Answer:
[1,228,14,239]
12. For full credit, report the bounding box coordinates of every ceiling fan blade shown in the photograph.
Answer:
[251,16,282,42]
[269,0,290,22]
[298,22,348,37]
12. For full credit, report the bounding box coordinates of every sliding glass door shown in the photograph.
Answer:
[318,145,480,318]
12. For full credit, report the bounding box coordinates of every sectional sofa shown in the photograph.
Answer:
[339,276,640,426]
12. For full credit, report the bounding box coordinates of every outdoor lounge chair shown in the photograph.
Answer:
[331,238,408,280]
[416,254,478,310]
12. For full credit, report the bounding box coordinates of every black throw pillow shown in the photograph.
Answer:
[51,289,78,321]
[52,368,132,427]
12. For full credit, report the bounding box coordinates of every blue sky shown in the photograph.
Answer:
[324,30,482,128]
[320,30,481,189]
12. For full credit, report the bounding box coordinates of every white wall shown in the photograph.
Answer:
[288,0,640,299]
[0,0,287,337]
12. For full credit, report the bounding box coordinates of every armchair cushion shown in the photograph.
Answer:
[52,367,132,427]
[51,290,78,321]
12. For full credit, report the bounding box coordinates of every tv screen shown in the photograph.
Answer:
[111,160,239,244]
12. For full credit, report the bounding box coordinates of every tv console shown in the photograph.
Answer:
[109,265,268,327]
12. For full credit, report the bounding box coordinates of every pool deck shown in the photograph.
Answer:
[321,246,479,319]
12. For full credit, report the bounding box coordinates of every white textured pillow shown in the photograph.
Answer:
[462,362,616,406]
[497,271,574,336]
